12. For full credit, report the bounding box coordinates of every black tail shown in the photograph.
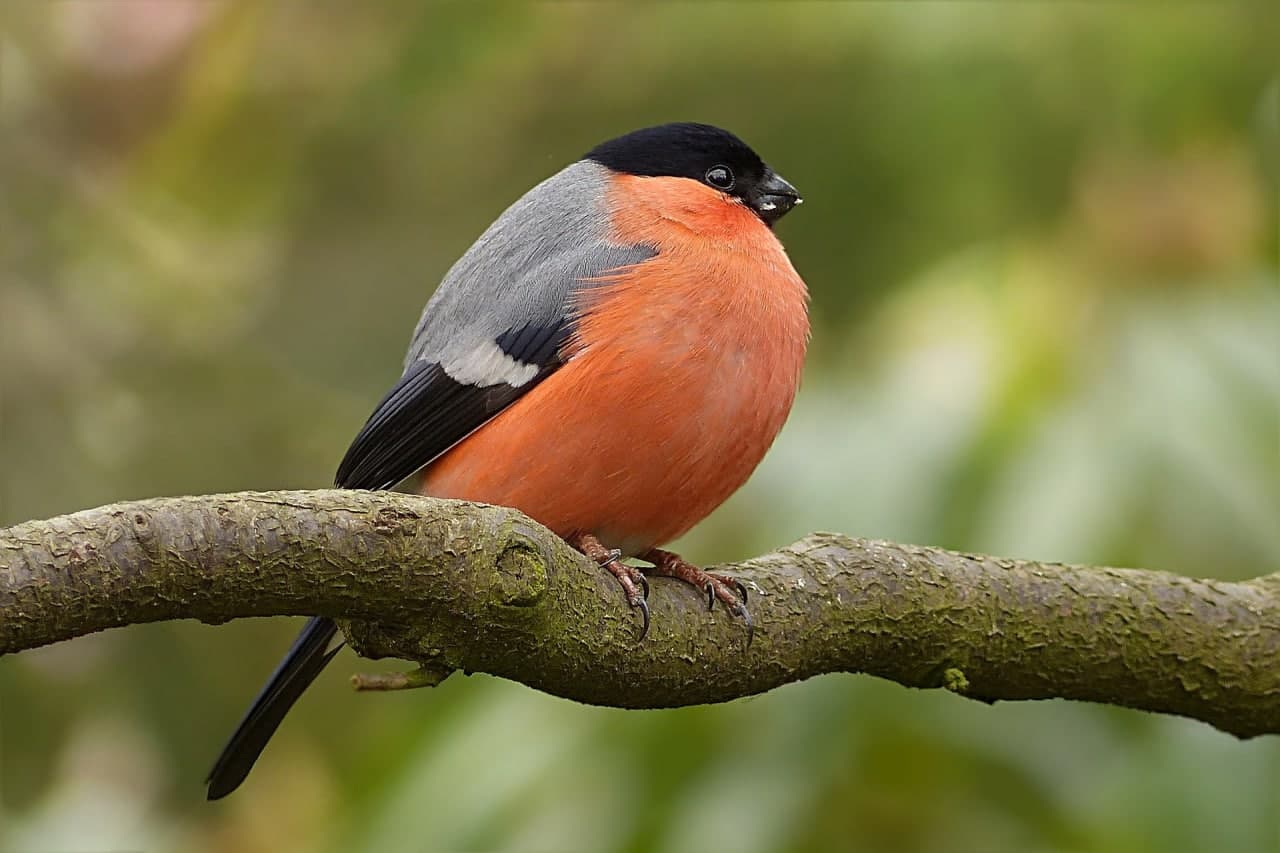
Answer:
[205,616,342,800]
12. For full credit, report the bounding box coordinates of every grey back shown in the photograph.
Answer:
[405,160,655,375]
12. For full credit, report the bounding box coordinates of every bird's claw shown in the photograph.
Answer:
[704,578,747,611]
[611,568,651,642]
[733,600,754,648]
[704,576,753,648]
[634,596,650,641]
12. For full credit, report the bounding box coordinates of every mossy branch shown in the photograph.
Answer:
[3,490,1278,737]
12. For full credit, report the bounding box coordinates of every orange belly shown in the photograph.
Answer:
[420,175,809,554]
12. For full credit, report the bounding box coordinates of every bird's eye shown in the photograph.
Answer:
[704,165,735,191]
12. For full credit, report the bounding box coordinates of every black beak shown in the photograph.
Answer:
[752,170,802,225]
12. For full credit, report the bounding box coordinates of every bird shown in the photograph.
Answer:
[205,122,809,800]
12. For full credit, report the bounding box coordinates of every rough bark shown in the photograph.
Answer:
[2,490,1278,737]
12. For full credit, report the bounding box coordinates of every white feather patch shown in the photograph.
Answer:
[442,340,539,387]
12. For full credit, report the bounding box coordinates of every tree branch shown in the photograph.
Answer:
[3,490,1278,737]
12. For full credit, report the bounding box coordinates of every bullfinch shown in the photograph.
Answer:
[206,122,808,799]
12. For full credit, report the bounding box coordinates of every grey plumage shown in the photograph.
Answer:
[406,160,655,382]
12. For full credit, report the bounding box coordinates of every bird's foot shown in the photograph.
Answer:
[569,532,650,641]
[641,548,753,647]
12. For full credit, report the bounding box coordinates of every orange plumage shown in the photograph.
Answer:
[420,174,809,553]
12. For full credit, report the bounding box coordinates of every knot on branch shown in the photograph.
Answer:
[338,511,569,674]
[489,519,552,608]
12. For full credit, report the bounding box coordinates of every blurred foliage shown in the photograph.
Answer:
[1,2,1278,852]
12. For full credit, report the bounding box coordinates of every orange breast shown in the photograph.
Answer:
[420,175,809,554]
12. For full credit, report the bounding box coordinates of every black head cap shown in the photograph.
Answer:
[585,122,802,226]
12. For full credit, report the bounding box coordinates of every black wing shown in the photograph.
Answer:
[334,319,569,490]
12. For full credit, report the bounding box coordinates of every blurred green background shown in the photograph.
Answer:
[2,2,1278,851]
